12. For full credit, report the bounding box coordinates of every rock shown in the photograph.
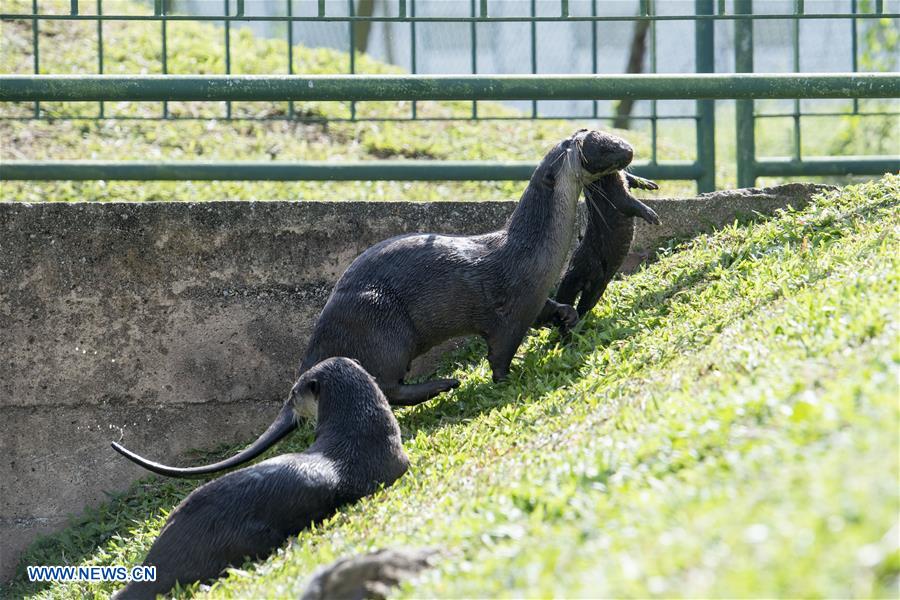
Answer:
[300,547,439,600]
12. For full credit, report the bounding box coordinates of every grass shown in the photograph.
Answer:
[3,0,895,203]
[5,174,898,599]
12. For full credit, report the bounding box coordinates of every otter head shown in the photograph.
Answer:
[304,358,399,445]
[538,129,634,190]
[110,357,388,479]
[572,129,634,184]
[289,357,389,430]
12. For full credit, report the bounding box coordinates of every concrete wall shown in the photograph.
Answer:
[0,183,831,579]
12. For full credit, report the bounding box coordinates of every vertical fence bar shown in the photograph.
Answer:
[735,0,755,188]
[695,0,716,192]
[70,0,78,15]
[97,0,104,118]
[560,0,568,18]
[649,0,658,164]
[410,0,416,119]
[286,0,293,119]
[161,0,168,118]
[851,0,859,113]
[591,0,598,119]
[348,0,355,75]
[399,0,406,18]
[348,0,356,121]
[470,0,477,119]
[792,0,801,162]
[480,0,487,18]
[530,0,537,118]
[31,0,39,118]
[224,0,232,119]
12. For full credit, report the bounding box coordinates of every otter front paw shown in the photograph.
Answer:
[638,204,661,226]
[553,303,579,333]
[625,173,660,191]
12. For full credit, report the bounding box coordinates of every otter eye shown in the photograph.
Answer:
[307,379,319,395]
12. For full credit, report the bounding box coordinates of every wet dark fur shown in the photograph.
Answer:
[110,130,639,481]
[113,358,408,599]
[554,171,660,317]
[300,129,634,407]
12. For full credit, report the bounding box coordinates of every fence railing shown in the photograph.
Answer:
[1,0,898,192]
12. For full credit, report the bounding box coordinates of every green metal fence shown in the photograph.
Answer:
[0,0,898,192]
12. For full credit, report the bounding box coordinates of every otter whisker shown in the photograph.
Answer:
[584,183,613,233]
[576,136,588,166]
[586,179,617,211]
[548,149,567,169]
[587,196,611,233]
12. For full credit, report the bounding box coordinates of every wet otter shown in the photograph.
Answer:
[112,129,636,479]
[554,171,660,317]
[299,129,633,404]
[113,358,408,599]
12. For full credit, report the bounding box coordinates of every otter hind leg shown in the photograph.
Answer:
[385,378,460,407]
[576,275,613,317]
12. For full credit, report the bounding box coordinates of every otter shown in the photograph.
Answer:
[112,358,408,599]
[553,171,660,318]
[112,129,637,479]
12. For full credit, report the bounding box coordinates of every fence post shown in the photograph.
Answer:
[735,0,756,188]
[695,0,716,193]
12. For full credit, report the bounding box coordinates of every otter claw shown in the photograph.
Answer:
[555,304,579,334]
[640,205,662,226]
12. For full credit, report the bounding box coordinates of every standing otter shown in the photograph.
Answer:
[112,129,636,479]
[113,358,408,599]
[299,129,633,403]
[554,171,660,317]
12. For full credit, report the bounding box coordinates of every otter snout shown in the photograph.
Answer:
[289,380,319,423]
[613,144,634,170]
[601,138,634,173]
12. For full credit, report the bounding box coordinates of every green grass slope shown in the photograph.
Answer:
[7,175,898,599]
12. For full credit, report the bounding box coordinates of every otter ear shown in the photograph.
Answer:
[307,379,320,395]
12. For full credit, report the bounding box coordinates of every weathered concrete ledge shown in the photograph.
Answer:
[0,183,832,579]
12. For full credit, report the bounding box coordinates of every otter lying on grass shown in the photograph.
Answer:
[113,358,408,599]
